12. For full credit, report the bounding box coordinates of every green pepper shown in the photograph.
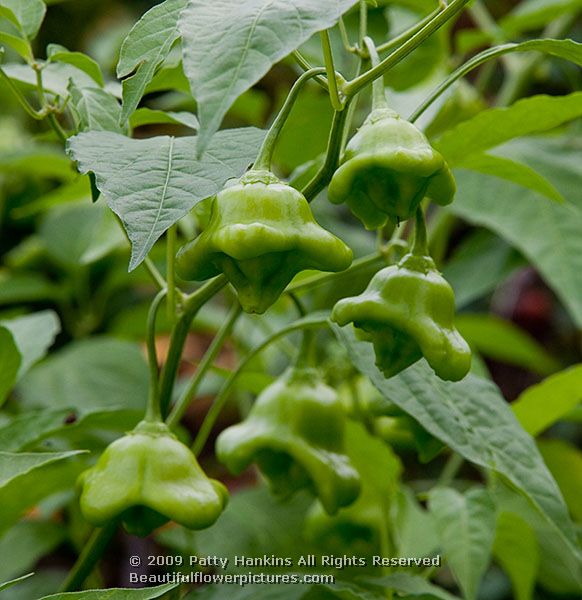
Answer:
[78,420,227,537]
[332,252,471,381]
[327,108,455,229]
[216,367,361,515]
[176,170,353,314]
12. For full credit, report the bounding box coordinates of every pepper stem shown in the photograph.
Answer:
[412,207,429,256]
[145,288,167,423]
[363,37,388,110]
[252,67,327,171]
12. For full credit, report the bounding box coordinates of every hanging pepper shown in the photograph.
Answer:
[332,209,471,381]
[78,420,228,537]
[216,367,361,515]
[176,170,353,314]
[327,107,456,229]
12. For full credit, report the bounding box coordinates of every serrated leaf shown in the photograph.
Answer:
[0,0,46,39]
[512,364,582,436]
[450,169,582,326]
[457,153,564,203]
[455,313,561,376]
[67,127,264,269]
[0,310,60,380]
[331,324,581,581]
[117,0,188,122]
[0,327,20,406]
[47,44,104,86]
[68,82,125,133]
[435,93,582,165]
[429,488,496,600]
[40,582,179,600]
[493,512,539,600]
[179,0,358,154]
[16,337,149,411]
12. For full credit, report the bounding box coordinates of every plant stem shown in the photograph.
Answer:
[292,51,329,90]
[191,316,329,456]
[286,251,384,294]
[143,257,167,291]
[376,6,441,54]
[166,302,242,428]
[59,522,118,592]
[33,62,68,143]
[0,62,44,120]
[320,30,343,111]
[166,225,177,323]
[158,276,227,418]
[437,452,464,487]
[344,0,471,100]
[339,17,357,54]
[412,207,429,256]
[302,103,351,201]
[359,0,368,48]
[363,37,387,110]
[253,68,327,171]
[145,289,167,423]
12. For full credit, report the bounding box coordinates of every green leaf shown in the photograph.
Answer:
[0,145,74,180]
[331,324,581,578]
[0,573,34,593]
[16,337,149,411]
[68,82,126,134]
[538,439,582,523]
[435,93,582,165]
[0,327,21,406]
[0,521,65,582]
[501,1,582,34]
[117,0,188,122]
[0,0,46,39]
[179,0,359,154]
[187,585,306,600]
[457,153,564,203]
[40,582,179,600]
[0,272,62,305]
[0,31,33,63]
[512,365,582,436]
[129,108,198,130]
[328,574,462,600]
[450,169,582,327]
[40,202,125,267]
[442,230,522,309]
[429,488,496,600]
[0,409,73,451]
[47,44,104,86]
[0,311,60,380]
[455,313,561,376]
[0,451,83,535]
[492,513,539,600]
[67,127,265,270]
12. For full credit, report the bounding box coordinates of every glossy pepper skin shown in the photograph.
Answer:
[216,367,361,515]
[327,108,456,228]
[176,170,352,314]
[78,420,228,537]
[332,253,471,381]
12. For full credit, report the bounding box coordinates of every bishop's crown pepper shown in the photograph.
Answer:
[176,170,352,314]
[78,420,227,537]
[216,367,361,515]
[327,107,455,229]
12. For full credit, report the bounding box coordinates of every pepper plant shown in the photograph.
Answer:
[0,0,581,599]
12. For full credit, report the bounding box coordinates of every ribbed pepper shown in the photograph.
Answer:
[332,252,471,381]
[216,367,361,515]
[176,170,352,314]
[78,420,227,536]
[327,108,456,228]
